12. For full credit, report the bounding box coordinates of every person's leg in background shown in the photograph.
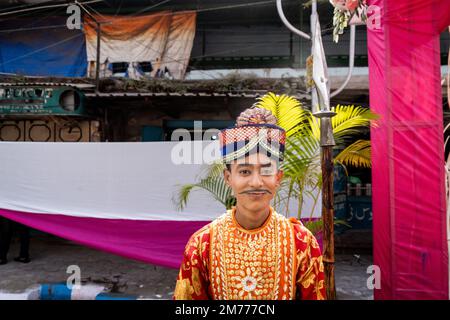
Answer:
[0,217,13,265]
[13,221,30,263]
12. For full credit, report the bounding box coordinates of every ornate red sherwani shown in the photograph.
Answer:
[173,207,326,300]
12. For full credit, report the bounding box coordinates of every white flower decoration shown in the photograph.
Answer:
[232,267,265,299]
[242,276,257,292]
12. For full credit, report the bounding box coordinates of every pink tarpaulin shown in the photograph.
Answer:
[0,208,208,269]
[368,0,450,299]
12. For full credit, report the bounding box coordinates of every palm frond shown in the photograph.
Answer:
[304,219,323,235]
[331,104,379,140]
[335,139,372,168]
[253,92,308,136]
[306,115,321,140]
[174,176,233,211]
[174,184,197,211]
[282,135,320,181]
[303,218,352,235]
[335,219,352,229]
[305,104,378,144]
[196,176,232,207]
[205,161,226,178]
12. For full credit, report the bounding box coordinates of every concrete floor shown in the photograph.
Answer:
[0,235,373,300]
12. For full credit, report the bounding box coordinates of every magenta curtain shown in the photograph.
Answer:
[368,0,450,299]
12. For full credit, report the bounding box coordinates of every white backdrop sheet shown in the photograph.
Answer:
[0,141,321,221]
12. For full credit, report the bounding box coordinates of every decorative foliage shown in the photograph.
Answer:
[252,92,308,136]
[335,139,371,168]
[330,0,367,43]
[174,164,236,211]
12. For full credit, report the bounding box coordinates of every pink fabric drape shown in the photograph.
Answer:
[368,0,450,299]
[0,208,209,269]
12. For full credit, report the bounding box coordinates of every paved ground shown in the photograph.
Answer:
[0,234,373,300]
[335,253,373,300]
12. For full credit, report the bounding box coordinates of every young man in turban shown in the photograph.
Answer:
[173,108,326,300]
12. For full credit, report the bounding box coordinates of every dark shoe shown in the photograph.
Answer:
[0,259,7,265]
[14,257,30,263]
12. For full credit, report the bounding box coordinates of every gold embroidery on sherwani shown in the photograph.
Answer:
[209,208,296,300]
[174,278,194,300]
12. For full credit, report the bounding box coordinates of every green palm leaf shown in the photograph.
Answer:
[332,104,379,141]
[307,104,378,143]
[253,92,308,136]
[174,176,234,211]
[335,139,372,168]
[175,184,197,211]
[282,135,320,181]
[199,161,226,178]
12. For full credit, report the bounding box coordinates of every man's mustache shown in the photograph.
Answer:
[239,189,272,195]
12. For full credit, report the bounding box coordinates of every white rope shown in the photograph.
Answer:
[0,0,102,17]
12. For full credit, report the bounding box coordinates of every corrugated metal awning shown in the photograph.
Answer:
[85,91,311,100]
[0,82,312,100]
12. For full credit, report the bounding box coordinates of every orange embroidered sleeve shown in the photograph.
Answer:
[290,218,326,300]
[173,225,211,300]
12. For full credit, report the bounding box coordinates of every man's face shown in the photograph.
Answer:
[223,153,283,213]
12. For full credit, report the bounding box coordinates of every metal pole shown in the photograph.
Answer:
[316,115,336,300]
[299,7,304,68]
[95,22,101,92]
[311,0,336,300]
[276,0,311,40]
[76,1,102,92]
[310,0,318,113]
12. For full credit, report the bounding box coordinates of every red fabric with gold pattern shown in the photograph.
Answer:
[173,224,212,299]
[173,209,326,300]
[289,217,326,300]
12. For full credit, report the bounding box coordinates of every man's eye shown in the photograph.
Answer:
[239,170,251,175]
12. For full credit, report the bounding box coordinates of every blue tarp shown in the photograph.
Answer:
[0,16,87,77]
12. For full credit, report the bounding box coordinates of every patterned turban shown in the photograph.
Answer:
[218,108,286,163]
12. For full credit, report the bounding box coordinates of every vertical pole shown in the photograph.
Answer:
[289,32,293,58]
[299,7,303,68]
[202,29,206,57]
[276,0,339,300]
[320,118,336,300]
[95,22,101,92]
[310,0,318,113]
[103,106,109,142]
[311,0,336,300]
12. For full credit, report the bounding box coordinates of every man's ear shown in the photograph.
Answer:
[223,168,231,186]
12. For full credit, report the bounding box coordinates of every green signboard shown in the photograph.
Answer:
[0,85,86,116]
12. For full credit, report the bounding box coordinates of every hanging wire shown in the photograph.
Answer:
[0,0,103,17]
[0,0,65,14]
